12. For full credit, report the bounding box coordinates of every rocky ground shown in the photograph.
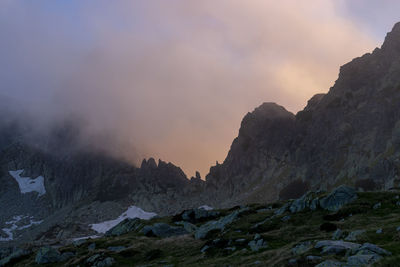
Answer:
[2,186,400,266]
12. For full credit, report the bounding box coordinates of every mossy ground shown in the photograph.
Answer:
[11,191,400,267]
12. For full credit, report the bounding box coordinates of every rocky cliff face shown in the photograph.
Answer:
[204,22,400,207]
[0,119,203,245]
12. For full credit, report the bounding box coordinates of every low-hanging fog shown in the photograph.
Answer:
[2,0,395,177]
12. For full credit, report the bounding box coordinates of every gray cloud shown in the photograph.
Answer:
[0,1,378,176]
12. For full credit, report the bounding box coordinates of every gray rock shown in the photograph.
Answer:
[332,229,343,240]
[345,230,366,241]
[376,228,383,234]
[321,245,347,255]
[194,208,248,239]
[248,239,268,251]
[200,245,210,253]
[319,186,357,212]
[373,202,382,209]
[35,246,61,264]
[315,240,361,252]
[357,243,392,256]
[281,215,291,222]
[87,254,101,264]
[306,255,322,264]
[107,246,126,252]
[274,202,291,215]
[290,191,319,213]
[347,254,381,266]
[96,257,115,267]
[73,239,87,247]
[0,249,31,267]
[315,260,345,267]
[142,223,188,238]
[105,218,143,237]
[397,226,400,232]
[254,233,261,240]
[88,243,96,251]
[292,241,313,255]
[59,252,75,262]
[174,221,197,233]
[288,258,297,265]
[181,208,220,223]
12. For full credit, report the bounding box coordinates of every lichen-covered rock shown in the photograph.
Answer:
[319,186,357,212]
[35,246,61,264]
[141,223,188,238]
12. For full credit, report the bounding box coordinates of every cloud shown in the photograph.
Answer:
[0,0,377,176]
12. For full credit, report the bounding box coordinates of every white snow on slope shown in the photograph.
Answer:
[199,205,214,211]
[91,206,157,234]
[0,215,43,241]
[9,170,46,197]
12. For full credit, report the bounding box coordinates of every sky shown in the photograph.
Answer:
[0,1,399,177]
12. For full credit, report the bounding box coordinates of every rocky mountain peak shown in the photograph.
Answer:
[382,22,400,53]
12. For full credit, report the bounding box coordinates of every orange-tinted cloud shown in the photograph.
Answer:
[0,1,378,177]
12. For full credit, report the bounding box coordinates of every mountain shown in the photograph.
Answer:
[0,117,204,245]
[204,22,400,207]
[2,22,400,248]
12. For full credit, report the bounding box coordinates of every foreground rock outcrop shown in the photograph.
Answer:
[3,188,400,266]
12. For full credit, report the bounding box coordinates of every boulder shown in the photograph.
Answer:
[180,208,220,223]
[332,229,343,240]
[248,239,268,251]
[315,240,361,252]
[319,186,357,211]
[105,218,143,237]
[357,243,392,256]
[274,202,291,215]
[290,191,320,213]
[59,252,75,262]
[0,249,31,267]
[35,246,61,264]
[291,241,313,255]
[107,246,126,252]
[141,223,188,238]
[174,221,197,232]
[345,230,366,241]
[347,254,381,266]
[194,208,248,239]
[373,202,382,209]
[315,260,345,267]
[96,257,115,267]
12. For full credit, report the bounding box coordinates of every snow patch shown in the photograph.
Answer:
[9,170,46,197]
[91,206,157,234]
[199,205,214,211]
[0,215,43,241]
